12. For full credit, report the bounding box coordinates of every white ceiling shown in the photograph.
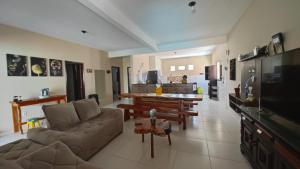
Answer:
[0,0,253,56]
[136,45,216,59]
[110,0,252,44]
[0,0,144,51]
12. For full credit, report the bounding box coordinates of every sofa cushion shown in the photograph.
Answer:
[0,159,23,169]
[73,99,101,121]
[17,141,101,169]
[0,139,44,160]
[42,103,80,131]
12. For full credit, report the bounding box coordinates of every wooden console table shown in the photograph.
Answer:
[11,95,66,134]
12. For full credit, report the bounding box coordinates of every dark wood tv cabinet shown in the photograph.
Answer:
[229,93,257,113]
[240,106,300,169]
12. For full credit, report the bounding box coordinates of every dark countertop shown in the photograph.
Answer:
[239,106,300,154]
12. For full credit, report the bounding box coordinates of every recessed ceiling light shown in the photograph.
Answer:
[188,1,197,13]
[81,30,88,34]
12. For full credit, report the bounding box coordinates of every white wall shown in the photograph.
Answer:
[161,55,212,77]
[212,0,300,100]
[122,56,131,93]
[0,24,110,132]
[131,55,150,83]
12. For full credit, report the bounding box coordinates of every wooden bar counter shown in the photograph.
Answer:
[132,83,196,94]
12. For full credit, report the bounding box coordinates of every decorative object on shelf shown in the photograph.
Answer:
[245,74,255,100]
[13,96,19,102]
[6,54,28,76]
[49,59,63,76]
[39,88,49,98]
[234,84,241,98]
[12,96,22,102]
[230,58,236,80]
[31,57,47,76]
[238,46,268,62]
[155,84,162,95]
[181,75,187,84]
[86,68,93,73]
[272,32,285,54]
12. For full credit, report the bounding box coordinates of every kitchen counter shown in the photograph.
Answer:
[131,83,196,94]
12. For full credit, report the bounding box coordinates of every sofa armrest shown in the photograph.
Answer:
[100,107,123,119]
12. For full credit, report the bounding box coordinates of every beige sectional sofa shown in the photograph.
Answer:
[0,141,101,169]
[0,99,123,169]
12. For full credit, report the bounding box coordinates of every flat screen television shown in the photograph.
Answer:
[261,48,300,123]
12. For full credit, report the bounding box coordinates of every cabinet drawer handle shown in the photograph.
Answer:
[256,129,262,134]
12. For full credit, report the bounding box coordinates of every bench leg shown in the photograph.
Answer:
[124,109,130,121]
[168,134,172,145]
[151,133,154,158]
[183,115,187,130]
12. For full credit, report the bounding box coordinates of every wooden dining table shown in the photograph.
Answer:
[118,93,203,121]
[120,93,203,101]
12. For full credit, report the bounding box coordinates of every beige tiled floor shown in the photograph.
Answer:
[89,97,252,169]
[0,96,252,169]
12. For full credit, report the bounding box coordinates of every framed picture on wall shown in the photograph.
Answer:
[49,59,63,76]
[6,54,28,76]
[230,58,236,80]
[31,57,47,76]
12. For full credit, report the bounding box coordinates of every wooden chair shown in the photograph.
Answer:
[132,98,198,130]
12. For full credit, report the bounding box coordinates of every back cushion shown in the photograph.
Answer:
[42,103,80,131]
[73,99,101,121]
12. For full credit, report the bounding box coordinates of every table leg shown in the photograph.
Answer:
[142,134,144,143]
[17,106,23,134]
[151,133,154,158]
[124,109,130,121]
[168,134,172,145]
[183,115,187,130]
[12,105,19,133]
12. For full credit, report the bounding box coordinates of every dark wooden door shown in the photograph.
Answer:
[65,61,85,102]
[112,66,121,101]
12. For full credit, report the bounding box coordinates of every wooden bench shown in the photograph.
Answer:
[118,98,198,130]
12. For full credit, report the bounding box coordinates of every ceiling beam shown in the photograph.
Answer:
[77,0,158,50]
[109,35,227,57]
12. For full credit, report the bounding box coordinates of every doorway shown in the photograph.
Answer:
[127,67,132,93]
[111,66,121,101]
[65,61,85,102]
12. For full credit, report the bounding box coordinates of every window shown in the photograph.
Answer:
[188,65,194,70]
[170,66,176,71]
[178,66,186,70]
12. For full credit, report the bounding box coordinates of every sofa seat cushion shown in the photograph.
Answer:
[0,159,23,169]
[73,99,101,121]
[27,108,123,161]
[17,141,101,169]
[0,139,44,160]
[42,103,80,131]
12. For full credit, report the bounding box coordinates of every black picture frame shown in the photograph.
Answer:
[49,59,63,76]
[6,54,28,76]
[230,58,236,80]
[31,57,47,76]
